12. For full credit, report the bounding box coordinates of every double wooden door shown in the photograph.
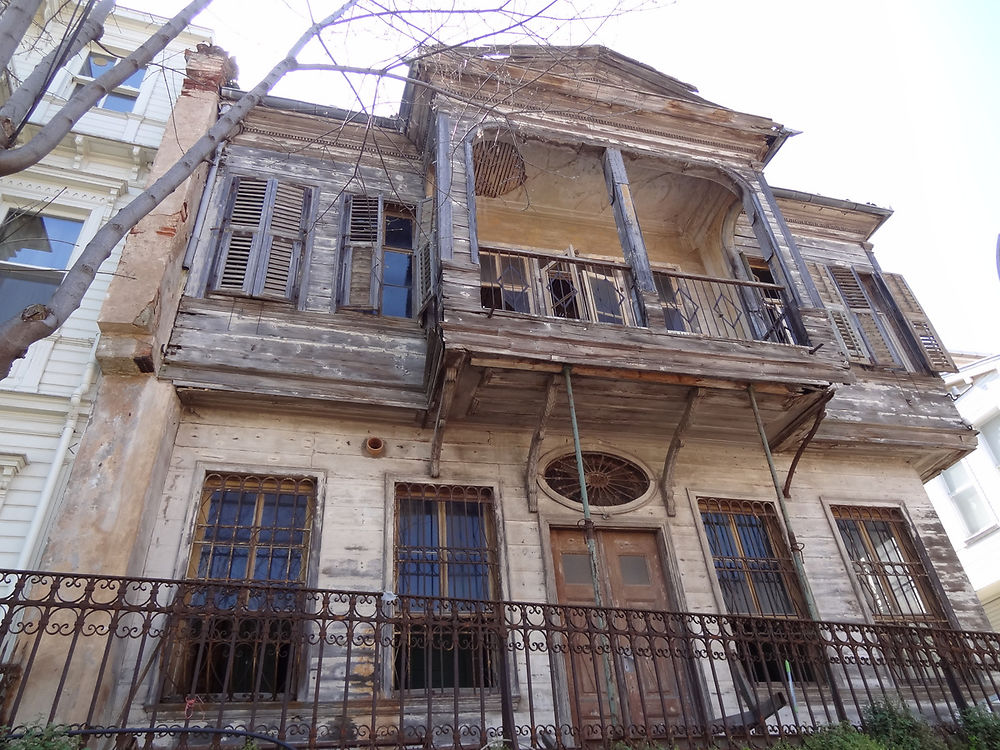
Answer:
[550,528,690,737]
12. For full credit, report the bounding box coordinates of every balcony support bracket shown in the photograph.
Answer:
[429,352,466,478]
[782,396,831,498]
[660,386,702,516]
[526,373,560,512]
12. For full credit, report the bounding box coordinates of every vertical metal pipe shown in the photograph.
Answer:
[747,384,847,722]
[563,365,620,735]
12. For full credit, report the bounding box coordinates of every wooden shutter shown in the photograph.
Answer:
[415,197,434,312]
[881,272,957,373]
[259,182,308,299]
[338,195,383,310]
[827,265,900,367]
[215,177,308,301]
[806,261,870,364]
[216,177,268,294]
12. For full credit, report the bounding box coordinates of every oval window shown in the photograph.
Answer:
[542,452,651,508]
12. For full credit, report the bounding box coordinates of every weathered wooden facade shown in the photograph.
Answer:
[4,46,995,749]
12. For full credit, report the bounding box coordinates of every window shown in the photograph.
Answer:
[75,52,145,113]
[807,262,955,373]
[338,196,416,317]
[941,463,996,538]
[0,211,83,323]
[478,248,634,325]
[698,498,812,683]
[832,505,946,626]
[393,483,499,692]
[979,414,1000,470]
[212,177,312,302]
[698,498,804,618]
[163,473,315,702]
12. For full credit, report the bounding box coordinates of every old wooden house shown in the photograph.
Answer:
[2,45,997,749]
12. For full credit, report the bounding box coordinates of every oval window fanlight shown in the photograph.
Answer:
[543,452,650,508]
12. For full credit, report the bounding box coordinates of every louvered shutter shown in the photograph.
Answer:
[806,261,870,364]
[415,197,434,312]
[259,182,308,299]
[881,272,957,373]
[827,265,900,367]
[215,177,308,301]
[216,177,268,294]
[338,195,383,310]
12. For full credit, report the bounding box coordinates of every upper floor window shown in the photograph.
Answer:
[807,261,955,373]
[940,462,997,538]
[211,176,313,303]
[832,505,947,626]
[338,196,416,318]
[0,210,83,323]
[74,52,145,113]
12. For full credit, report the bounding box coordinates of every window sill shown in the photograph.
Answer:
[963,524,999,547]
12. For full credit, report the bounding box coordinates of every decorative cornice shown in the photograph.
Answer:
[240,125,422,165]
[0,454,28,507]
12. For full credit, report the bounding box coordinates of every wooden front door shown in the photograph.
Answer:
[551,528,687,738]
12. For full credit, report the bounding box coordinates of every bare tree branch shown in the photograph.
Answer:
[0,0,113,148]
[0,0,213,175]
[0,0,362,376]
[0,0,44,74]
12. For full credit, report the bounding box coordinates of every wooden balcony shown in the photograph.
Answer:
[1,570,998,749]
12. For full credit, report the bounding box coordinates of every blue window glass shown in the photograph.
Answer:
[382,250,412,317]
[79,53,144,112]
[0,214,83,268]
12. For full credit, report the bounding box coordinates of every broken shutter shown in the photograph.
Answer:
[826,265,900,367]
[215,176,309,301]
[806,261,871,364]
[338,195,383,311]
[881,272,957,372]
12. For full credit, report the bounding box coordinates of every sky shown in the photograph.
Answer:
[129,0,1000,356]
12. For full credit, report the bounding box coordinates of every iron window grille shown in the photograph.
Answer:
[162,473,315,702]
[393,483,500,693]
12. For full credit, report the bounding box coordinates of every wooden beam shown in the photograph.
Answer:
[435,111,454,260]
[463,135,479,264]
[429,352,466,478]
[466,355,810,395]
[659,387,702,516]
[526,374,559,512]
[466,367,493,417]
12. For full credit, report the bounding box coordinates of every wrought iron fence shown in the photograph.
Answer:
[0,570,997,749]
[479,248,797,345]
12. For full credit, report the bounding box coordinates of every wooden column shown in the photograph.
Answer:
[435,111,454,261]
[602,148,660,326]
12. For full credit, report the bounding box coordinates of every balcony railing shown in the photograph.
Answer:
[480,248,798,344]
[1,570,998,749]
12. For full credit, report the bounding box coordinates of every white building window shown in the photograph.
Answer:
[941,461,997,538]
[979,414,1000,470]
[74,52,145,113]
[0,211,83,323]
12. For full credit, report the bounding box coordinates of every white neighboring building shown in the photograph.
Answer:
[925,352,1000,630]
[0,4,212,570]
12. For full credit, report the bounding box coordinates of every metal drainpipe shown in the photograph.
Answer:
[747,384,849,723]
[16,338,99,571]
[563,365,620,728]
[746,384,819,619]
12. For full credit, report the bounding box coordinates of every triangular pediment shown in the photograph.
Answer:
[414,45,719,109]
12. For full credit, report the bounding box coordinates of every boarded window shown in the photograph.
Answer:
[213,177,312,302]
[832,505,947,626]
[338,196,417,318]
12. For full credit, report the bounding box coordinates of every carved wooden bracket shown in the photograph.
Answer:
[429,352,467,478]
[660,387,702,516]
[526,374,559,512]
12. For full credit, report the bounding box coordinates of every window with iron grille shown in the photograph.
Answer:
[393,483,500,692]
[212,177,313,302]
[832,505,947,626]
[699,498,812,683]
[163,473,316,702]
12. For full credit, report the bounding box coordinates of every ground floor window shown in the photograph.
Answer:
[832,504,946,626]
[393,483,500,692]
[162,473,315,701]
